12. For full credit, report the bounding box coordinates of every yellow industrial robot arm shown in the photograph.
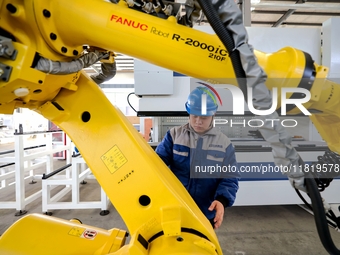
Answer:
[1,0,339,151]
[0,0,339,255]
[0,1,228,254]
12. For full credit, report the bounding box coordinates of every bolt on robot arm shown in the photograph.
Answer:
[0,0,340,254]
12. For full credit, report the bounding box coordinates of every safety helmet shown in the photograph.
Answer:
[185,86,218,116]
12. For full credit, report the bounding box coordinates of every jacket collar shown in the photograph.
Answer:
[183,122,219,136]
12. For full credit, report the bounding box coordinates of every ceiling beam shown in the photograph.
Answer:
[252,10,340,15]
[272,0,305,27]
[252,20,322,26]
[265,0,340,3]
[272,9,296,27]
[251,2,340,10]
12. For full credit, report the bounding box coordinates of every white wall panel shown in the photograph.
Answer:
[322,18,340,81]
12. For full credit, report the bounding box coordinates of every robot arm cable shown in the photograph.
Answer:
[34,50,107,75]
[90,61,117,85]
[195,0,247,96]
[196,0,305,191]
[305,177,340,255]
[310,149,340,191]
[127,92,138,113]
[196,1,340,253]
[295,188,340,230]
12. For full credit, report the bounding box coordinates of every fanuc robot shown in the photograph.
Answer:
[0,0,340,254]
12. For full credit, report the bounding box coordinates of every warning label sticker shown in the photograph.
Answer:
[68,226,86,237]
[68,227,97,240]
[81,229,97,240]
[101,145,128,174]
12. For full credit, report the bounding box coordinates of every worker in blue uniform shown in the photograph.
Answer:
[156,86,240,229]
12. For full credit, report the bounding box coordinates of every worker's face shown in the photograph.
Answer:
[189,115,213,135]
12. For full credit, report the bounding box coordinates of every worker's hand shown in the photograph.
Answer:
[208,200,224,229]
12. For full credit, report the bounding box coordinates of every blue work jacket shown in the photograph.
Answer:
[155,123,240,220]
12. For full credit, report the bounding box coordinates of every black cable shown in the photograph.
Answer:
[158,0,166,9]
[127,92,138,113]
[152,0,158,6]
[305,177,340,254]
[295,188,338,229]
[196,0,247,98]
[310,149,340,191]
[295,188,313,211]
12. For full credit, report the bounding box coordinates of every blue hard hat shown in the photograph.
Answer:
[185,86,218,116]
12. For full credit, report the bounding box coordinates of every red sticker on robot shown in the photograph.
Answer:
[82,229,97,240]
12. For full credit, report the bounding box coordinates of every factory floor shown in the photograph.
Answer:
[1,143,340,255]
